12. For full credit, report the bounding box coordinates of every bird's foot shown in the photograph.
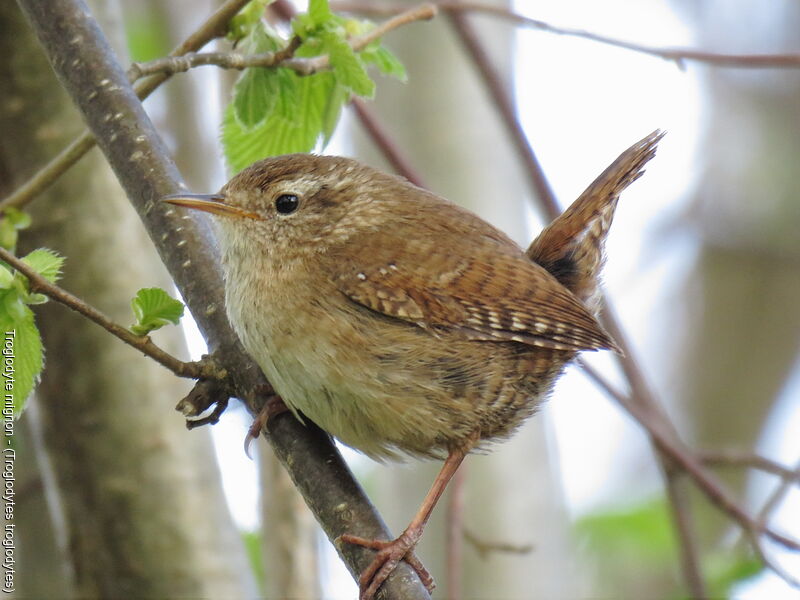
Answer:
[243,391,288,458]
[339,527,435,600]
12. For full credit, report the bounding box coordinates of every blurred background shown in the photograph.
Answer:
[2,0,799,598]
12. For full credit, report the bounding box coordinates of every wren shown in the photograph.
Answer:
[165,130,663,599]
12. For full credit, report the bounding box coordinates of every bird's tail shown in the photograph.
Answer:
[526,130,665,314]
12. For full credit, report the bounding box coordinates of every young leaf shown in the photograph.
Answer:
[307,0,333,27]
[0,208,33,252]
[3,292,27,323]
[0,307,43,417]
[222,71,339,171]
[0,267,14,291]
[130,287,185,336]
[232,23,292,129]
[228,0,273,43]
[3,208,32,230]
[0,221,16,252]
[272,68,302,122]
[21,248,64,283]
[320,31,375,97]
[361,45,407,81]
[233,67,280,129]
[321,83,349,145]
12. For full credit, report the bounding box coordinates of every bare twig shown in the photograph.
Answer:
[463,528,534,559]
[335,1,800,70]
[0,246,220,381]
[750,458,800,589]
[446,7,558,216]
[757,458,800,528]
[129,3,436,79]
[350,99,427,187]
[0,0,252,212]
[749,530,800,589]
[176,378,231,429]
[578,359,800,554]
[699,450,799,480]
[663,467,706,598]
[0,134,97,211]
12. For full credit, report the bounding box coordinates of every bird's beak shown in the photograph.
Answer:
[163,193,261,219]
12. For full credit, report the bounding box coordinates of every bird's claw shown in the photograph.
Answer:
[243,393,289,458]
[339,529,434,600]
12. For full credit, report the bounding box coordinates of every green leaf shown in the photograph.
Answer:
[361,45,407,81]
[0,208,33,252]
[321,31,374,97]
[705,554,763,599]
[228,0,273,43]
[130,287,184,336]
[21,248,64,284]
[3,293,27,323]
[241,530,266,594]
[575,497,675,566]
[0,221,17,252]
[0,267,14,291]
[233,67,280,129]
[321,83,348,145]
[308,0,333,26]
[231,23,291,129]
[239,20,283,55]
[222,70,339,171]
[0,307,42,417]
[3,208,31,230]
[272,68,301,122]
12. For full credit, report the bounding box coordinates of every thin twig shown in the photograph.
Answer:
[578,359,800,553]
[446,7,559,216]
[757,458,800,528]
[749,530,800,590]
[0,0,252,212]
[699,450,799,480]
[0,247,220,381]
[749,460,800,589]
[0,134,97,211]
[335,1,800,70]
[129,3,437,79]
[663,467,707,598]
[350,98,427,187]
[463,528,534,559]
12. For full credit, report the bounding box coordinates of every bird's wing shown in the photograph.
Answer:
[330,230,617,353]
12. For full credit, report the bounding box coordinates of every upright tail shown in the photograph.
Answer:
[526,130,665,313]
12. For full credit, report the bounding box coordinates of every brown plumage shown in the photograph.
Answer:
[528,131,664,310]
[164,130,663,600]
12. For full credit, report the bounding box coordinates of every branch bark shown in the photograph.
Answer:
[14,1,430,597]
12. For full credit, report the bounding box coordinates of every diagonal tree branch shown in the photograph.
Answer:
[14,0,430,597]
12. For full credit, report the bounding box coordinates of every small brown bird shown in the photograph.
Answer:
[165,130,663,599]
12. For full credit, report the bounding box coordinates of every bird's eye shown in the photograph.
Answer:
[275,194,299,215]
